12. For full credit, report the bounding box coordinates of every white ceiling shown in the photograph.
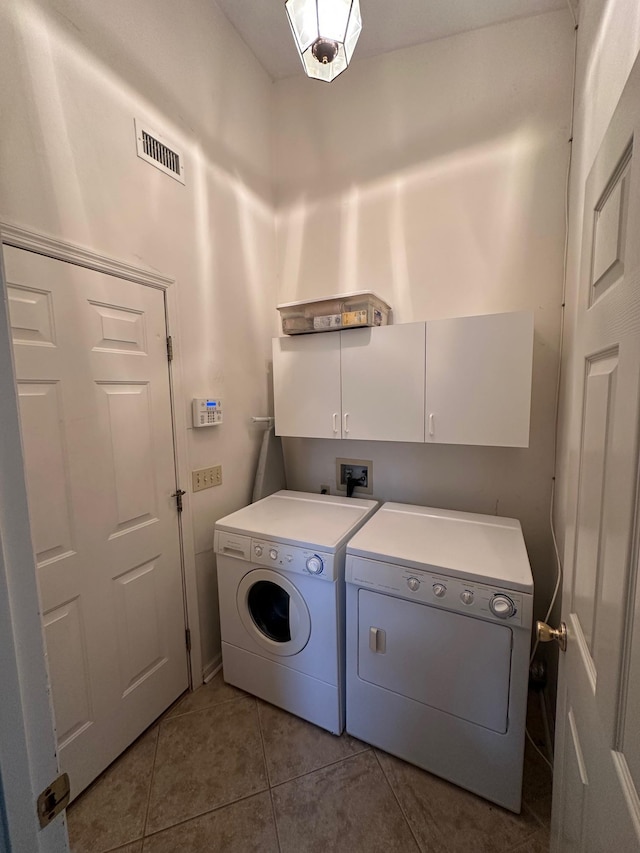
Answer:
[216,0,568,80]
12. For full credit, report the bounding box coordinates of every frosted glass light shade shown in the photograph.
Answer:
[285,0,362,82]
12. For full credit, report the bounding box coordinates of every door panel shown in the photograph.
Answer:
[7,283,56,345]
[114,559,168,695]
[571,351,618,656]
[558,704,588,852]
[552,52,640,851]
[590,145,631,304]
[100,383,158,529]
[17,381,75,562]
[43,599,93,746]
[88,301,147,353]
[5,246,188,799]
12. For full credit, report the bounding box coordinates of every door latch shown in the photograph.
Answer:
[37,772,70,828]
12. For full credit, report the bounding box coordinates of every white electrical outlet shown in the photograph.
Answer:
[192,465,223,492]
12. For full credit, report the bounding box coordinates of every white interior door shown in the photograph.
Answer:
[0,246,69,851]
[5,247,189,800]
[551,54,640,851]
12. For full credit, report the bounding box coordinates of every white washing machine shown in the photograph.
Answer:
[345,503,533,813]
[214,490,378,734]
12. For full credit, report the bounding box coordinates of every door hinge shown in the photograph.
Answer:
[166,335,173,361]
[185,628,191,652]
[172,489,186,512]
[37,772,70,828]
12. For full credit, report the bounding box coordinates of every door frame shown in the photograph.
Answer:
[0,221,203,687]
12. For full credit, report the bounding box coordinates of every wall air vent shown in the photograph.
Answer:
[134,118,185,185]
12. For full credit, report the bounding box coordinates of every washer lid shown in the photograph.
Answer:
[215,491,379,553]
[347,503,533,592]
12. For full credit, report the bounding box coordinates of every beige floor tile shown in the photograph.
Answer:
[110,844,143,853]
[142,792,279,853]
[257,700,369,785]
[145,697,268,834]
[376,749,541,853]
[272,750,419,853]
[166,672,248,719]
[67,727,158,853]
[510,827,550,852]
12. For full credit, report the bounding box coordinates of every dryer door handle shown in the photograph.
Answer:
[369,627,387,654]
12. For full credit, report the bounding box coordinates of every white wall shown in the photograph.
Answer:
[0,0,278,676]
[274,10,575,622]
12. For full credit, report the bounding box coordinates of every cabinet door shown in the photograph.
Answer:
[341,323,426,442]
[272,334,341,438]
[425,312,533,447]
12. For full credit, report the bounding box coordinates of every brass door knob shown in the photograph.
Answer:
[536,620,567,652]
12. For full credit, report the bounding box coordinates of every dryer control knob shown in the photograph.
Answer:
[407,577,420,592]
[269,548,278,561]
[254,545,263,557]
[432,583,447,598]
[490,594,516,619]
[306,555,324,575]
[460,590,474,605]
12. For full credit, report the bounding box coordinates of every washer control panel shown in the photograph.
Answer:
[214,531,334,581]
[347,555,532,628]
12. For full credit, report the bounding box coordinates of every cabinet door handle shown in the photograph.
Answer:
[332,413,338,433]
[429,413,435,437]
[344,413,349,435]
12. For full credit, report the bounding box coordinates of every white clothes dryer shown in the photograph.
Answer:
[214,491,378,734]
[345,503,533,813]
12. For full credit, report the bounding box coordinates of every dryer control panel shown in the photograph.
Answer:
[215,531,335,582]
[346,555,533,629]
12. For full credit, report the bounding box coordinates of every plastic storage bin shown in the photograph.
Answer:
[277,291,391,335]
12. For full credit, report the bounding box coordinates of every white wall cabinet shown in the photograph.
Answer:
[425,312,533,448]
[272,333,341,439]
[273,312,533,447]
[273,323,426,442]
[341,323,426,442]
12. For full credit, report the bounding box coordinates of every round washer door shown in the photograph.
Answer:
[236,569,311,656]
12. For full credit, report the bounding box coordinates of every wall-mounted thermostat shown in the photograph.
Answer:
[192,398,223,427]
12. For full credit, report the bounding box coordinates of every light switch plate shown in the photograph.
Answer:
[192,465,222,492]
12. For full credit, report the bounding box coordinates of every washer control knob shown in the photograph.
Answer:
[432,583,447,598]
[269,548,278,561]
[490,594,516,619]
[460,590,474,605]
[254,545,263,557]
[306,555,324,575]
[407,577,420,592]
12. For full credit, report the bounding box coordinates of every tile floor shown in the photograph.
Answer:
[67,674,552,853]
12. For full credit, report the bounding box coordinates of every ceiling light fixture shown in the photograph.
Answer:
[285,0,362,83]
